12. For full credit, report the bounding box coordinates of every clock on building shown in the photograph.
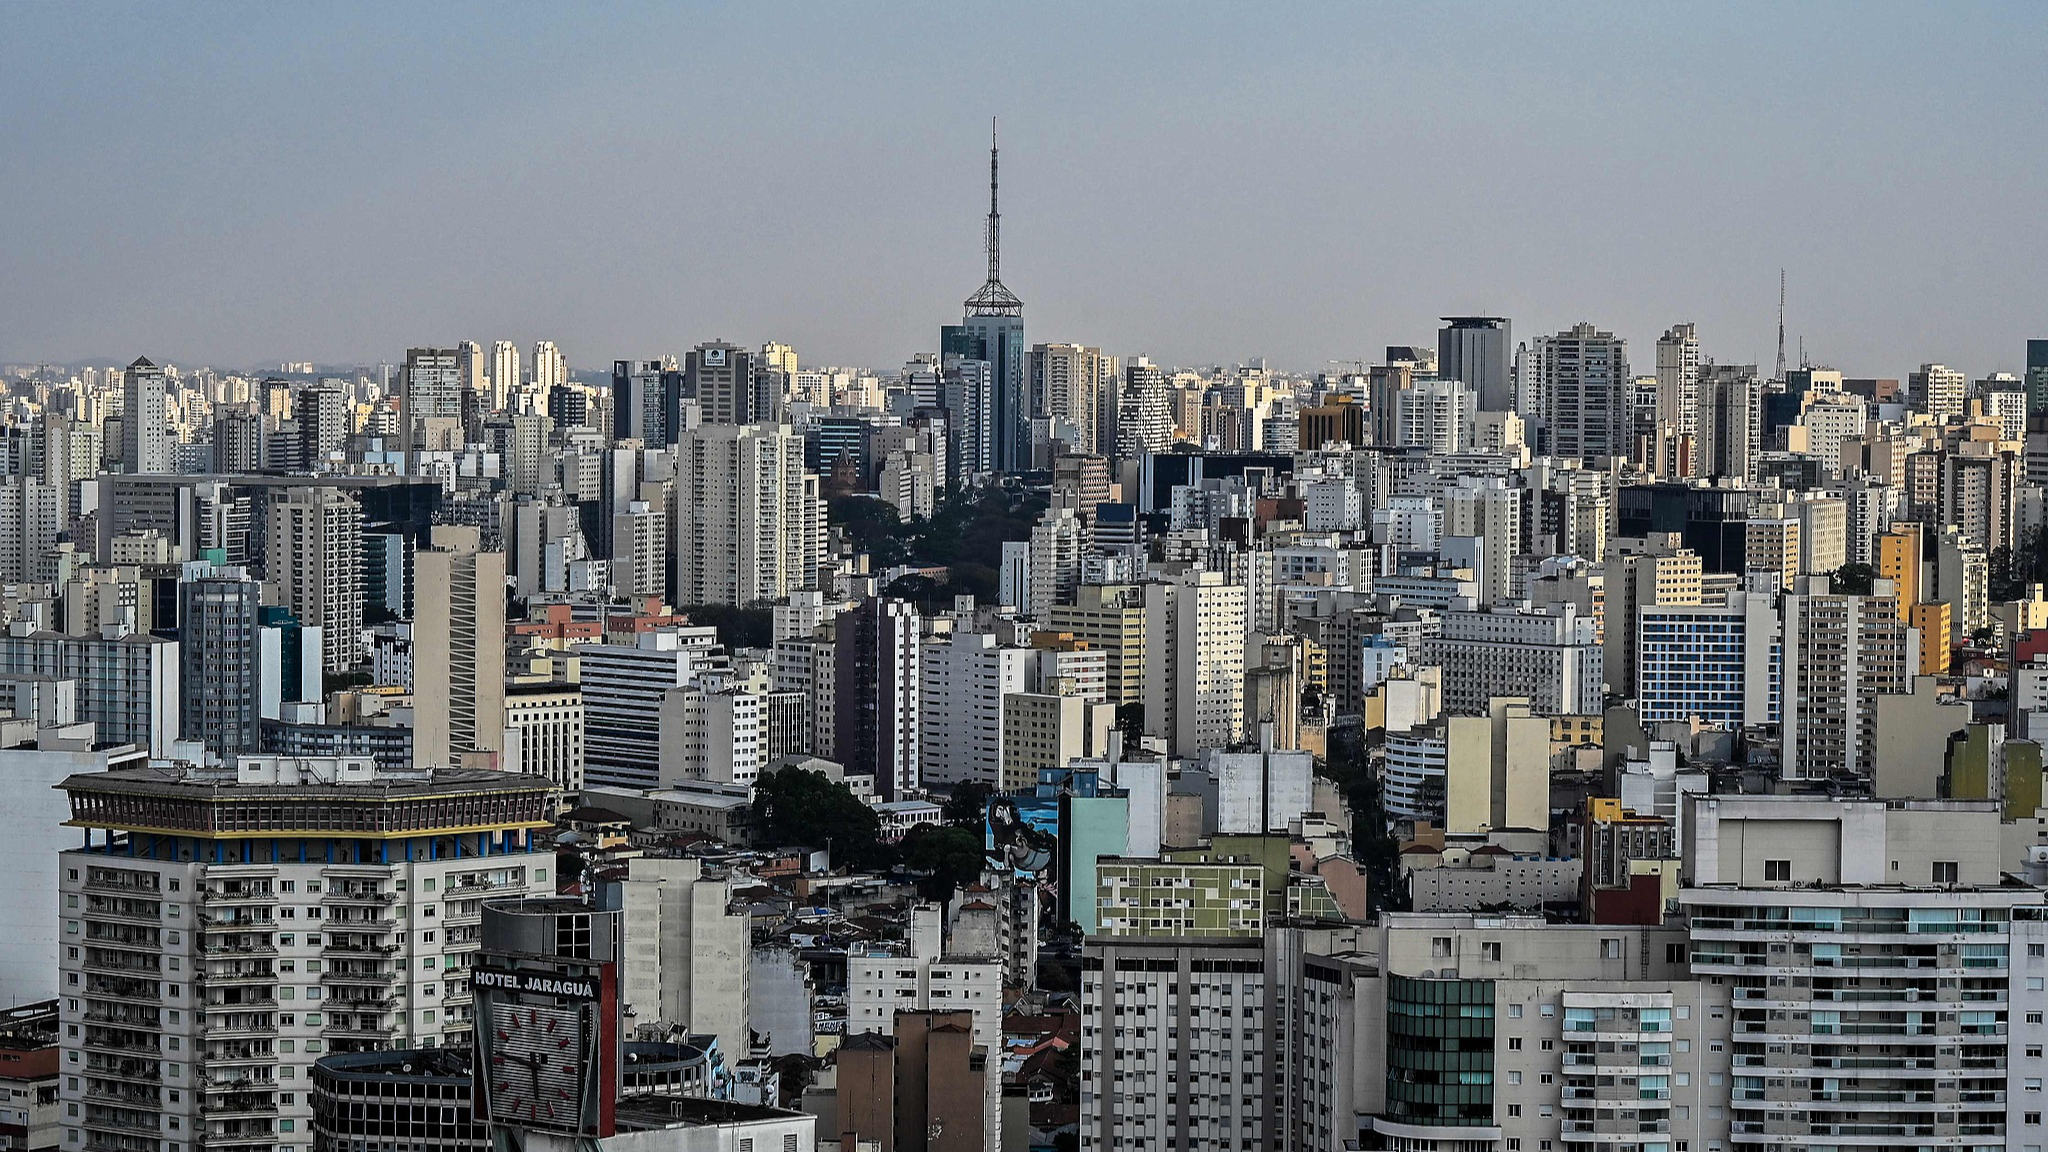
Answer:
[486,1001,590,1128]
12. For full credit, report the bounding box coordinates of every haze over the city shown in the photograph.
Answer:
[2,0,2044,374]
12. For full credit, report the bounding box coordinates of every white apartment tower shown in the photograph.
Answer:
[672,423,820,607]
[267,486,363,673]
[57,758,555,1152]
[120,356,173,474]
[488,340,520,412]
[530,340,566,391]
[1142,570,1247,757]
[1654,322,1702,440]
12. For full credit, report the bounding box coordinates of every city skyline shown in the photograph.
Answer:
[3,2,2046,375]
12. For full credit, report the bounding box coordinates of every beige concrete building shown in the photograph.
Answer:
[411,524,506,770]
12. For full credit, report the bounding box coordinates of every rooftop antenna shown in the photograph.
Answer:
[963,117,1022,317]
[1775,269,1787,382]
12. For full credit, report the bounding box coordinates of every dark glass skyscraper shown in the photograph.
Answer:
[945,123,1027,473]
[178,563,262,756]
[1439,317,1513,412]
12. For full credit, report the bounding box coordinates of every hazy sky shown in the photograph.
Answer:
[3,2,2045,378]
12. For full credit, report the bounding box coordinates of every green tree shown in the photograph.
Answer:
[899,824,987,902]
[1831,562,1877,596]
[942,782,994,829]
[678,604,775,649]
[751,768,889,870]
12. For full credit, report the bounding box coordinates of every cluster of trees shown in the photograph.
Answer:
[751,768,991,900]
[829,487,1048,606]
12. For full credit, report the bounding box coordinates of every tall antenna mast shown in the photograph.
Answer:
[1775,269,1787,381]
[986,117,1001,286]
[963,117,1023,317]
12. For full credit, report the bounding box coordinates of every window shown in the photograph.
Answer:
[2030,1046,2042,1059]
[1507,1072,1522,1085]
[1667,944,1687,963]
[1431,937,1452,959]
[1508,1038,1522,1051]
[1540,1004,1556,1017]
[1600,940,1622,960]
[1507,1105,1522,1118]
[2031,1013,2045,1025]
[1482,942,1501,961]
[1933,861,1960,884]
[2028,1113,2042,1126]
[2032,944,2045,958]
[1509,1004,1523,1018]
[1764,859,1791,882]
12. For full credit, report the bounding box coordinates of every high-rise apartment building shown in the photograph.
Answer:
[1141,570,1247,757]
[411,525,506,770]
[120,356,172,474]
[610,499,668,601]
[1438,316,1513,412]
[611,357,681,445]
[56,757,556,1152]
[177,561,263,757]
[919,631,1031,789]
[1654,322,1702,469]
[1697,363,1758,482]
[1116,357,1176,461]
[295,385,347,471]
[1534,323,1629,462]
[2027,338,2048,414]
[672,423,819,607]
[487,340,519,411]
[1781,585,1916,780]
[267,486,364,673]
[1393,378,1476,453]
[835,597,922,800]
[1909,362,1967,421]
[530,340,566,391]
[457,339,486,398]
[1030,343,1114,455]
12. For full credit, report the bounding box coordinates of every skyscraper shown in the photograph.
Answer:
[2027,338,2048,415]
[295,385,347,471]
[458,339,487,398]
[412,524,506,770]
[1654,322,1702,440]
[1115,356,1175,461]
[1437,316,1513,412]
[399,346,461,455]
[531,340,567,391]
[1029,343,1113,455]
[120,356,171,474]
[268,486,364,673]
[1909,362,1966,421]
[611,356,681,445]
[835,596,922,800]
[944,123,1027,472]
[1698,363,1759,483]
[672,423,819,606]
[686,340,763,425]
[177,561,263,756]
[1533,323,1629,463]
[490,339,520,412]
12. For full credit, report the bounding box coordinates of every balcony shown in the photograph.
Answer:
[326,994,399,1012]
[322,939,401,956]
[323,886,398,905]
[82,1084,160,1108]
[82,1111,161,1138]
[201,1019,278,1038]
[196,966,275,985]
[84,976,162,1004]
[200,940,278,958]
[82,955,161,978]
[199,912,275,930]
[82,902,162,927]
[323,1022,399,1041]
[84,1056,159,1082]
[322,915,398,932]
[201,887,274,905]
[83,874,160,897]
[200,1093,279,1117]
